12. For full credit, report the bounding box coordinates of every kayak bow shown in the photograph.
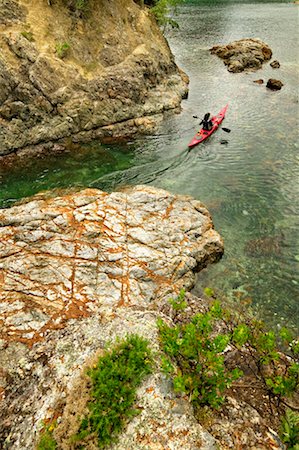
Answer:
[188,104,229,148]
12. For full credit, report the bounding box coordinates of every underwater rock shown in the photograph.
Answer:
[244,235,284,257]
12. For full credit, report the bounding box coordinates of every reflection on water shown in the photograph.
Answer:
[0,2,298,329]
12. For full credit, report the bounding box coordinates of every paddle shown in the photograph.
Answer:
[222,127,231,133]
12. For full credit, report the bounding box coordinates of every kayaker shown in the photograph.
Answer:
[200,113,213,131]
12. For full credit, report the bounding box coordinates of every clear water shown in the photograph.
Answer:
[0,2,298,329]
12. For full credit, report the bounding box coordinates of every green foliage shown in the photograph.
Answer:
[204,287,215,298]
[280,408,299,448]
[75,0,87,10]
[231,320,299,401]
[159,289,299,411]
[37,423,57,450]
[168,289,187,311]
[75,334,153,448]
[158,294,242,408]
[55,42,70,59]
[20,31,34,42]
[151,0,184,30]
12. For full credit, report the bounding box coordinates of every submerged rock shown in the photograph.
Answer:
[244,235,284,257]
[0,185,223,448]
[210,38,272,73]
[0,0,189,157]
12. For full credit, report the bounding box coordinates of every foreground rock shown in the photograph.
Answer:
[210,38,272,72]
[0,185,223,448]
[0,186,286,449]
[0,0,188,156]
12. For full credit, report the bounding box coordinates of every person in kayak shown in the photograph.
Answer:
[200,113,213,131]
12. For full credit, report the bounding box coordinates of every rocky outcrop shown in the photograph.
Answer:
[0,185,223,448]
[0,186,287,449]
[266,78,284,90]
[0,0,189,156]
[210,38,272,73]
[270,60,280,69]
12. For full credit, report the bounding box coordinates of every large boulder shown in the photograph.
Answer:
[0,0,189,156]
[0,185,223,448]
[210,38,272,73]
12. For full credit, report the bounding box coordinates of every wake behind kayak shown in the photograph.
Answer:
[188,104,229,148]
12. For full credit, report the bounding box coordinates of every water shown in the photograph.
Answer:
[0,2,298,329]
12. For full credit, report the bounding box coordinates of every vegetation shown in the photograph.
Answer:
[37,423,57,450]
[52,0,184,27]
[158,289,299,411]
[74,334,153,448]
[150,0,184,30]
[279,408,299,449]
[158,294,242,408]
[20,31,34,42]
[55,42,70,59]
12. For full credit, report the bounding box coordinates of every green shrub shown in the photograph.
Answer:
[74,334,153,448]
[75,0,87,10]
[159,290,298,410]
[20,31,34,42]
[151,0,184,30]
[158,298,242,408]
[231,322,299,401]
[280,408,299,449]
[37,423,57,450]
[55,42,70,59]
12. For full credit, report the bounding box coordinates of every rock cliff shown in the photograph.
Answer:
[0,0,188,157]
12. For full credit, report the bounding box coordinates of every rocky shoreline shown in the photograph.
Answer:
[0,0,188,157]
[0,186,294,449]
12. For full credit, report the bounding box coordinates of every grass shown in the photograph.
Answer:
[36,424,57,450]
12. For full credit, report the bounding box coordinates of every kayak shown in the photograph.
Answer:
[188,104,229,148]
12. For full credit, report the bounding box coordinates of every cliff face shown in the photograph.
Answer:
[0,0,189,156]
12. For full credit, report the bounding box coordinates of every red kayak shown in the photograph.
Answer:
[188,104,229,148]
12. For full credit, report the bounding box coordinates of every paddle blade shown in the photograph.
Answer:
[222,127,231,133]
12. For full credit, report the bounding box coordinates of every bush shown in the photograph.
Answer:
[37,423,57,450]
[280,408,299,449]
[74,334,153,448]
[20,31,34,42]
[151,0,183,30]
[55,42,70,59]
[158,290,299,410]
[158,297,242,408]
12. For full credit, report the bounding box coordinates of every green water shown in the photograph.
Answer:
[0,2,298,329]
